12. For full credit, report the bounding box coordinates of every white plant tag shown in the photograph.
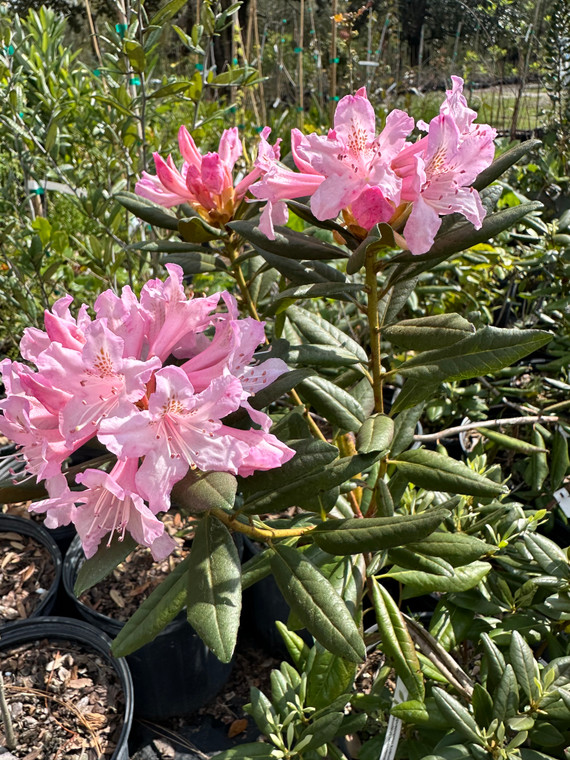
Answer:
[379,677,408,760]
[554,487,570,518]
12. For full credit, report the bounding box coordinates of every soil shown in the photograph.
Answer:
[0,531,56,622]
[79,515,195,622]
[0,638,126,759]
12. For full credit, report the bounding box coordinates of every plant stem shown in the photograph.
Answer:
[0,670,16,751]
[365,247,383,414]
[210,508,315,542]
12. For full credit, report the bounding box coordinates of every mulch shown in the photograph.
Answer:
[0,638,126,759]
[0,531,56,623]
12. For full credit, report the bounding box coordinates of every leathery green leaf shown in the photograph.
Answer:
[115,191,180,230]
[384,314,475,351]
[388,547,455,577]
[432,687,485,746]
[228,220,348,260]
[171,469,237,514]
[392,561,492,597]
[270,544,365,663]
[357,414,395,454]
[371,578,424,700]
[298,376,366,432]
[112,555,191,657]
[186,515,242,663]
[305,648,356,709]
[510,630,540,704]
[406,532,496,567]
[286,305,368,364]
[75,534,136,597]
[211,744,278,759]
[391,449,505,497]
[390,325,551,412]
[312,509,448,555]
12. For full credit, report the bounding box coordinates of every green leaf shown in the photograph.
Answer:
[391,562,491,597]
[228,220,348,260]
[148,80,194,99]
[384,314,475,351]
[391,449,505,496]
[390,402,424,456]
[357,414,394,455]
[123,39,145,72]
[523,533,570,579]
[178,216,225,243]
[473,139,542,191]
[115,191,180,230]
[171,469,237,514]
[493,664,519,721]
[305,648,356,709]
[186,515,242,663]
[287,342,363,368]
[390,326,551,411]
[295,711,345,752]
[150,0,189,26]
[162,251,226,274]
[74,534,136,596]
[480,632,506,692]
[371,578,424,700]
[241,451,378,514]
[407,532,495,567]
[286,305,368,364]
[312,509,448,555]
[472,683,494,728]
[285,199,361,249]
[509,630,541,704]
[528,723,565,748]
[112,555,191,657]
[275,621,310,669]
[270,544,365,663]
[432,687,485,746]
[265,282,363,315]
[387,548,455,577]
[551,430,570,491]
[477,426,548,455]
[298,376,366,432]
[429,602,475,651]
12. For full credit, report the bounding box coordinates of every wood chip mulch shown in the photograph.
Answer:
[0,531,56,623]
[79,515,194,622]
[0,638,126,759]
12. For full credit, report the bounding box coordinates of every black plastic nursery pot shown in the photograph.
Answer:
[0,513,63,621]
[63,536,234,721]
[0,616,133,760]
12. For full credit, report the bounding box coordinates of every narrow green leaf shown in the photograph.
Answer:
[312,509,448,555]
[371,578,424,700]
[74,534,136,596]
[115,191,180,230]
[388,548,455,577]
[407,532,495,567]
[186,515,242,663]
[392,561,491,597]
[150,0,189,26]
[429,602,475,651]
[275,621,310,669]
[391,448,505,496]
[384,314,475,351]
[480,632,506,693]
[477,426,548,455]
[472,683,494,729]
[228,220,348,260]
[523,533,570,579]
[287,342,362,368]
[432,687,485,746]
[493,664,519,721]
[265,282,363,315]
[295,711,344,752]
[112,555,191,657]
[357,414,394,454]
[509,630,541,704]
[270,544,365,663]
[162,251,226,274]
[298,376,366,432]
[390,402,424,455]
[390,326,551,411]
[305,649,356,709]
[148,80,193,99]
[171,469,237,514]
[551,430,570,490]
[286,305,368,364]
[178,216,226,242]
[123,39,145,72]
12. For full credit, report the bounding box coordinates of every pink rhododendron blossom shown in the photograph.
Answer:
[252,78,495,255]
[0,264,294,558]
[250,88,414,238]
[135,126,280,228]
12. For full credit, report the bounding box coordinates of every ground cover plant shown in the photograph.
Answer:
[2,1,570,758]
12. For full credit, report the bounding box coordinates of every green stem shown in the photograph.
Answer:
[210,508,315,542]
[365,246,383,414]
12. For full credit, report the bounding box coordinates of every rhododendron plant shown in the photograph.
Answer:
[0,264,294,559]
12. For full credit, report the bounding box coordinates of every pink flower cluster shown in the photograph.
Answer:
[249,76,496,255]
[0,265,294,559]
[136,125,280,227]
